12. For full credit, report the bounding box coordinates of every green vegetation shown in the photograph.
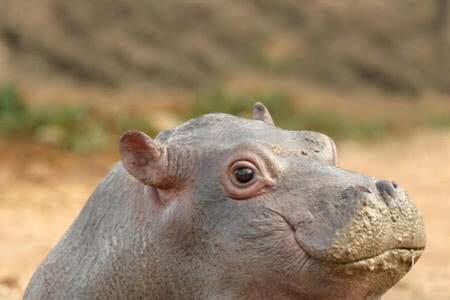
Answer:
[190,90,392,140]
[0,85,156,152]
[2,85,450,152]
[190,90,292,120]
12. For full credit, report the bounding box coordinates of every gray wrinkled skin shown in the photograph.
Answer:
[24,108,426,300]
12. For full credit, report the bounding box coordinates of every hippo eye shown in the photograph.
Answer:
[229,160,259,188]
[234,167,255,184]
[224,158,274,200]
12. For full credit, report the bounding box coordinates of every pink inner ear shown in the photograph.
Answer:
[122,134,150,167]
[120,131,161,161]
[119,130,163,184]
[124,132,150,149]
[119,130,182,189]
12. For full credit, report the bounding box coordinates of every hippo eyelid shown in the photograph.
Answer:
[225,143,283,178]
[221,147,277,200]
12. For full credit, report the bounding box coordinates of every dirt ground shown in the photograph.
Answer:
[0,130,449,299]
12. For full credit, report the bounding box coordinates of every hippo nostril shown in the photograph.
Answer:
[376,180,398,207]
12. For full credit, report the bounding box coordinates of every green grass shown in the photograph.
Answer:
[0,85,157,152]
[190,90,292,119]
[189,90,394,141]
[2,85,450,152]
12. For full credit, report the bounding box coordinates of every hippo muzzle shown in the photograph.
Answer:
[275,158,426,296]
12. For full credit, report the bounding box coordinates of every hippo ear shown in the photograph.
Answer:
[120,130,175,189]
[253,102,274,125]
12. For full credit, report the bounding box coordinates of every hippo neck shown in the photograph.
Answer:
[25,163,196,299]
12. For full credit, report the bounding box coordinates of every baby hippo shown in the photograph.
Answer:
[25,102,426,300]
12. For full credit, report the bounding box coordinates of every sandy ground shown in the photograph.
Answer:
[0,130,449,299]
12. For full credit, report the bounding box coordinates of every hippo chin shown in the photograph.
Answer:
[24,102,425,300]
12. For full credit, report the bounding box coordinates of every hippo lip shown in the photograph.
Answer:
[326,248,424,272]
[267,208,424,271]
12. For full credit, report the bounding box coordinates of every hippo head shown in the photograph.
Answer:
[120,103,426,300]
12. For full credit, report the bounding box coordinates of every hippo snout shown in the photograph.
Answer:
[354,180,408,209]
[293,176,426,267]
[375,180,399,207]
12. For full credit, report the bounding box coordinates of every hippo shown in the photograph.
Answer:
[24,102,426,300]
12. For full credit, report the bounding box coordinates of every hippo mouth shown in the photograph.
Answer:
[267,208,424,273]
[326,247,424,274]
[307,247,424,298]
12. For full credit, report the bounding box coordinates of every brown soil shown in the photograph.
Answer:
[0,130,449,299]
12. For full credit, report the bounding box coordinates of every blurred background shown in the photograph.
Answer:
[0,1,449,299]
